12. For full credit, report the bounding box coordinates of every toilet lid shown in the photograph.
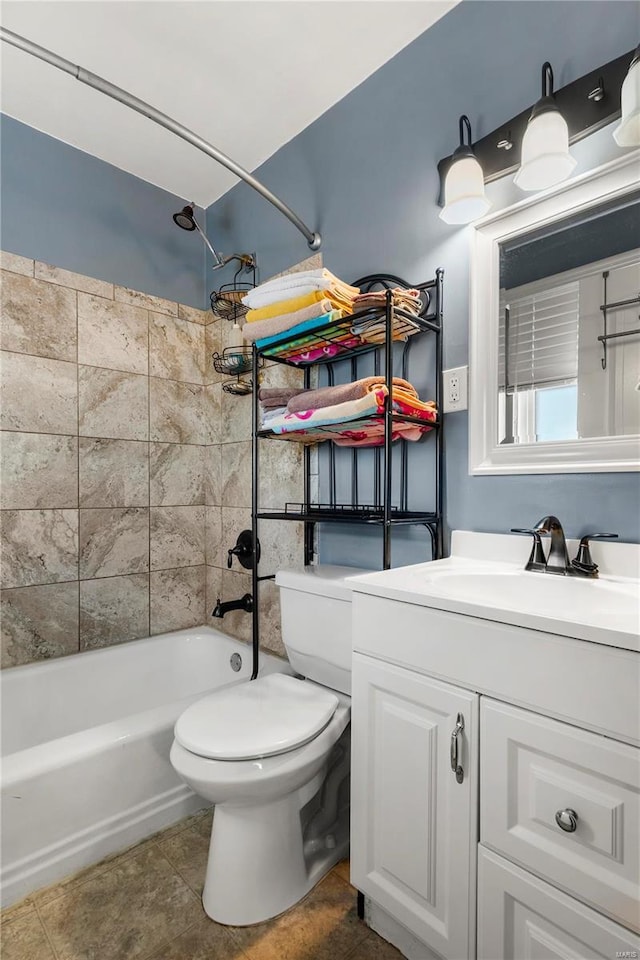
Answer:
[174,673,339,761]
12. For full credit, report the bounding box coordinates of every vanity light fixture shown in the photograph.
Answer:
[436,47,635,221]
[439,115,491,225]
[514,62,577,192]
[613,44,640,146]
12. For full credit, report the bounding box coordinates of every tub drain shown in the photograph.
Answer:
[230,652,243,673]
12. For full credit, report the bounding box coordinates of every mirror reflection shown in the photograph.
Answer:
[498,193,640,445]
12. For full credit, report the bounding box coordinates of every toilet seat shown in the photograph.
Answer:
[174,674,339,761]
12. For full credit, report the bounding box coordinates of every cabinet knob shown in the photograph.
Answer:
[555,808,578,833]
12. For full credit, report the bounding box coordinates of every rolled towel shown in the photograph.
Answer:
[287,376,416,414]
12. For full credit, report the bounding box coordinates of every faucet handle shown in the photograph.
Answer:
[511,528,547,572]
[572,533,618,576]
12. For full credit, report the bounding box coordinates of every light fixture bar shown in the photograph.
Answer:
[0,27,322,251]
[437,48,635,202]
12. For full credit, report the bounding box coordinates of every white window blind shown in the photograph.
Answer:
[498,280,579,390]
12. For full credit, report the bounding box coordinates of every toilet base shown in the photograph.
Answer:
[202,732,351,926]
[202,795,349,926]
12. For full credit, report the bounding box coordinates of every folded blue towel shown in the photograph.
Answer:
[255,312,337,349]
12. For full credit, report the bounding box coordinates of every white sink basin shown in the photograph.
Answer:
[350,545,640,652]
[420,568,639,637]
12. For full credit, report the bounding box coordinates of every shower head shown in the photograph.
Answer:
[173,205,197,231]
[172,202,256,273]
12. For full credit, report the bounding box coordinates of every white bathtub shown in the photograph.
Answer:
[0,627,287,906]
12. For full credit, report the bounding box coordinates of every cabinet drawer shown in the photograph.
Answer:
[478,846,640,960]
[481,698,640,933]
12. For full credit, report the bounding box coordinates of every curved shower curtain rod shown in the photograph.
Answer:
[0,27,322,251]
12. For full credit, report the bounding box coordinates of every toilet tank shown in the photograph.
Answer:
[275,565,371,695]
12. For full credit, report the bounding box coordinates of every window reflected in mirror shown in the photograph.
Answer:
[498,192,640,445]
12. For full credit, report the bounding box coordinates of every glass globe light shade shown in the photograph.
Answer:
[439,154,491,224]
[514,107,576,192]
[613,52,640,147]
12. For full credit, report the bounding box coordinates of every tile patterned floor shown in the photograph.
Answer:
[0,809,403,960]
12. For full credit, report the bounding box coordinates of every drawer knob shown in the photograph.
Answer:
[555,808,578,833]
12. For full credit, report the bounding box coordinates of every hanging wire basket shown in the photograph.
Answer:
[209,260,257,323]
[212,348,263,397]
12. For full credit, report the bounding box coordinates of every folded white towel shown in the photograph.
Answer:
[243,278,336,310]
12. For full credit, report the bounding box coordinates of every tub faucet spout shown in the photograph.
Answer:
[212,594,253,618]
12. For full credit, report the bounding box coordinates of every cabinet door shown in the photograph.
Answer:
[478,846,640,959]
[350,653,479,960]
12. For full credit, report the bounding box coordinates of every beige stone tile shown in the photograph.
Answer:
[1,251,34,277]
[1,581,79,667]
[228,871,367,960]
[257,578,285,658]
[220,384,252,443]
[79,438,149,508]
[78,293,148,374]
[80,573,150,649]
[38,843,202,960]
[145,916,240,960]
[35,262,114,299]
[150,565,206,635]
[1,351,77,435]
[79,507,149,579]
[205,444,222,506]
[346,930,406,960]
[205,321,224,384]
[0,910,56,960]
[259,438,303,509]
[217,568,252,644]
[193,806,214,839]
[149,312,205,385]
[150,505,205,570]
[1,510,78,588]
[79,366,149,441]
[206,565,222,619]
[0,272,76,361]
[114,285,178,316]
[150,443,205,506]
[259,362,305,393]
[156,825,209,896]
[258,520,303,577]
[333,859,351,885]
[205,505,223,569]
[149,378,206,445]
[33,836,159,908]
[205,382,222,444]
[221,441,252,507]
[1,432,77,509]
[0,897,36,924]
[178,303,210,326]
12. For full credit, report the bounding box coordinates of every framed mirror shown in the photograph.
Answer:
[469,150,640,474]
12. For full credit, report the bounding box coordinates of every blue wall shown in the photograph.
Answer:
[0,115,205,307]
[206,0,640,561]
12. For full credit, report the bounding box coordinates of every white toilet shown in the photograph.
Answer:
[170,565,366,926]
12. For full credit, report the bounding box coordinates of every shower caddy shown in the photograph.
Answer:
[248,269,445,679]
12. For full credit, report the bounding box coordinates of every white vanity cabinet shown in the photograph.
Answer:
[349,560,640,960]
[350,654,478,960]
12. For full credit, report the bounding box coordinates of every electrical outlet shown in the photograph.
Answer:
[443,366,468,413]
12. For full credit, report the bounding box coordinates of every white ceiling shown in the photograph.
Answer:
[0,1,457,207]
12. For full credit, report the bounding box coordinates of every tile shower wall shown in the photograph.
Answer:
[0,251,211,668]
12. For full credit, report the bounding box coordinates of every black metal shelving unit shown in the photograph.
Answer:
[248,269,444,677]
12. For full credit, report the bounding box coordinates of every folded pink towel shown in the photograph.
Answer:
[286,376,415,414]
[242,299,336,342]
